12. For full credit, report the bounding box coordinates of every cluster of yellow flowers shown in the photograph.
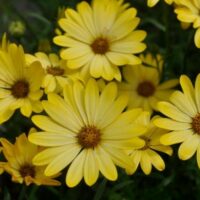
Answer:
[0,0,200,188]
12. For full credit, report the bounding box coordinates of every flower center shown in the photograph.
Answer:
[137,81,155,97]
[140,138,150,150]
[91,37,109,54]
[192,113,200,134]
[19,164,35,178]
[47,67,64,76]
[78,126,101,148]
[11,80,29,98]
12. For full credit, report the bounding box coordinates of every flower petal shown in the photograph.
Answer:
[178,134,200,160]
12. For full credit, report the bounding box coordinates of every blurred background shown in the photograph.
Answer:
[0,0,200,199]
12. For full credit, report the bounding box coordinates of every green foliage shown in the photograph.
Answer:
[0,0,200,199]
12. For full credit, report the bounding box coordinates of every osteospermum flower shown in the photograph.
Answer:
[26,52,79,94]
[174,0,200,48]
[29,79,146,187]
[154,74,200,167]
[0,133,60,186]
[147,0,174,7]
[118,53,178,113]
[54,0,146,81]
[0,43,44,123]
[126,112,173,175]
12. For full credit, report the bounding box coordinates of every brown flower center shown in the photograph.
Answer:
[78,126,101,148]
[47,67,64,76]
[192,113,200,134]
[11,80,29,98]
[91,37,109,54]
[19,164,35,178]
[140,138,150,150]
[137,81,155,97]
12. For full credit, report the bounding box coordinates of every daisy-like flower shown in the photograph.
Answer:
[154,74,200,167]
[0,132,61,186]
[118,53,178,113]
[126,112,173,175]
[0,43,44,123]
[26,52,79,94]
[29,79,146,187]
[147,0,174,7]
[174,0,200,48]
[53,0,146,81]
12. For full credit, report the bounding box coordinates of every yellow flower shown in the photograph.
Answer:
[54,0,146,81]
[29,79,146,187]
[0,132,60,186]
[118,53,178,113]
[147,0,174,7]
[126,112,173,175]
[154,74,200,168]
[174,0,200,47]
[26,52,79,94]
[0,43,44,123]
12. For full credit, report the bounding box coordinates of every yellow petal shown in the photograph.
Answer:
[126,151,141,175]
[196,145,200,168]
[90,55,104,78]
[102,145,134,170]
[194,27,200,48]
[103,123,146,139]
[28,132,76,146]
[147,149,165,171]
[33,146,69,166]
[158,101,192,123]
[170,91,197,117]
[178,134,200,160]
[97,94,128,128]
[66,150,86,188]
[0,109,14,124]
[84,149,99,186]
[140,151,152,175]
[147,0,159,7]
[73,81,88,125]
[102,137,145,150]
[45,144,81,176]
[94,82,117,124]
[195,74,200,112]
[84,79,99,124]
[160,130,193,145]
[20,99,32,117]
[154,118,191,130]
[58,18,92,44]
[42,97,81,132]
[157,79,179,90]
[32,115,74,134]
[94,146,117,181]
[180,75,197,114]
[151,145,173,156]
